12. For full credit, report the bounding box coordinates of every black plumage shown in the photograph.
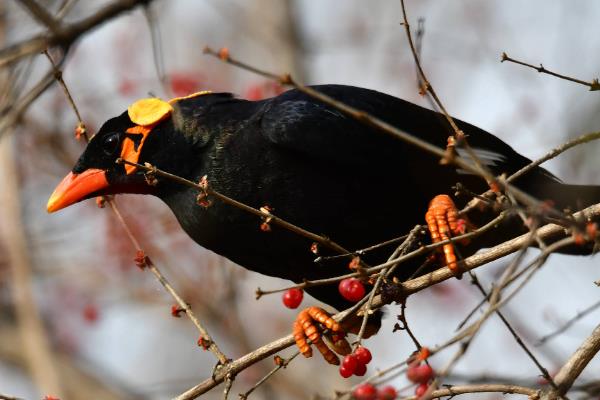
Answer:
[52,85,600,311]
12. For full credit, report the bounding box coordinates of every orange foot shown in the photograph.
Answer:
[425,194,468,275]
[293,306,351,365]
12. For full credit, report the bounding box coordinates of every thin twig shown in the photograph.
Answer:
[401,383,539,399]
[314,233,409,264]
[355,226,421,345]
[0,0,154,68]
[508,131,600,183]
[118,159,510,297]
[43,50,88,140]
[238,352,300,399]
[467,270,558,389]
[501,52,600,91]
[116,158,359,260]
[17,0,61,34]
[537,299,600,345]
[107,199,230,365]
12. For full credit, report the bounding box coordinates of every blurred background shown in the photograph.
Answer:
[1,1,599,399]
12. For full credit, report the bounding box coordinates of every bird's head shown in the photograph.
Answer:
[47,92,220,213]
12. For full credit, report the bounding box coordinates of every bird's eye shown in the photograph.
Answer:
[102,132,120,155]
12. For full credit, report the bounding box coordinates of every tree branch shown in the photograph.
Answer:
[175,202,600,399]
[501,52,600,91]
[541,323,600,399]
[0,0,154,68]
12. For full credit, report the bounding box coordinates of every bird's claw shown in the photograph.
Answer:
[425,194,468,276]
[293,306,349,365]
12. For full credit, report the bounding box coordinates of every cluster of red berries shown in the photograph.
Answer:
[282,288,304,309]
[339,346,372,378]
[407,361,434,397]
[338,278,366,302]
[352,384,397,400]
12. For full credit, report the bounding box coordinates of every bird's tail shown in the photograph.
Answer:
[529,182,600,255]
[541,182,600,212]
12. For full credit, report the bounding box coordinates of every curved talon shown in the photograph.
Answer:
[293,306,344,365]
[425,195,467,274]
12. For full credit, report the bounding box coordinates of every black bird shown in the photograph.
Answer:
[47,85,600,363]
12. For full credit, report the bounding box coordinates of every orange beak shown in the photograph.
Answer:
[47,169,109,213]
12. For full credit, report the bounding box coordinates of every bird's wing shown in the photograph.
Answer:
[260,85,559,185]
[259,86,411,169]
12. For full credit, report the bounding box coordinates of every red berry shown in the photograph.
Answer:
[339,364,353,378]
[377,386,398,400]
[354,346,372,365]
[282,288,303,309]
[338,278,366,302]
[415,383,429,397]
[353,383,377,400]
[353,361,367,376]
[342,354,358,372]
[407,363,434,384]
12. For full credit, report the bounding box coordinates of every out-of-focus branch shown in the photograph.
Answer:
[0,327,137,399]
[501,52,600,91]
[0,0,154,68]
[0,394,24,400]
[0,134,64,397]
[0,59,59,138]
[17,0,61,34]
[541,323,600,399]
[0,8,63,396]
[537,299,600,345]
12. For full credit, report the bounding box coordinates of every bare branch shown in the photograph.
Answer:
[0,0,154,68]
[502,52,600,91]
[107,200,230,365]
[117,158,357,258]
[541,323,600,399]
[175,202,600,399]
[17,0,61,34]
[402,384,539,399]
[537,299,600,345]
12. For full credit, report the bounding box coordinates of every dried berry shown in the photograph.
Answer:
[197,336,211,350]
[218,47,230,60]
[171,305,185,317]
[134,250,147,269]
